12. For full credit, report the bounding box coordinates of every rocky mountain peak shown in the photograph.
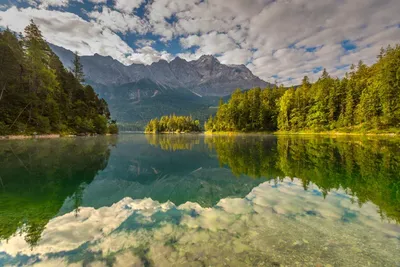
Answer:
[49,43,270,97]
[171,56,187,63]
[196,55,220,65]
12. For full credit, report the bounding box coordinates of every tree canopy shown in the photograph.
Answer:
[145,114,201,133]
[0,21,117,135]
[206,45,400,133]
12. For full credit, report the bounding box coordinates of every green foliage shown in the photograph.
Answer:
[108,120,119,134]
[205,135,400,223]
[70,51,85,83]
[0,22,117,135]
[93,79,220,130]
[145,114,201,133]
[0,137,115,246]
[206,86,285,132]
[211,45,400,133]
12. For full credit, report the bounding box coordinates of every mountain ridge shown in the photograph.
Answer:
[49,43,270,97]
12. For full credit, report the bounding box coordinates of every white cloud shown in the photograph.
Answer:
[3,0,400,85]
[0,7,146,65]
[180,32,237,55]
[113,0,145,14]
[146,0,400,84]
[28,0,83,9]
[88,0,107,3]
[135,39,155,48]
[88,6,149,34]
[217,48,252,65]
[129,46,174,65]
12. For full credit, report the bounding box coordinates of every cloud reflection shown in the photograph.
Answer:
[1,178,399,266]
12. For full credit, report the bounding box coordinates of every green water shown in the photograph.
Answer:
[0,134,399,266]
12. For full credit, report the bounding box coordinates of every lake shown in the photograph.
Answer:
[0,134,399,266]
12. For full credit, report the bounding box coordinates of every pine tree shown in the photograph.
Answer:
[0,23,117,135]
[71,51,85,83]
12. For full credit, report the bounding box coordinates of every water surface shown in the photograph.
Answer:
[0,134,399,266]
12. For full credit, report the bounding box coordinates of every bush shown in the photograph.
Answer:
[108,122,119,134]
[93,115,108,134]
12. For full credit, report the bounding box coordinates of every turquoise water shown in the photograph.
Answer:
[0,134,399,266]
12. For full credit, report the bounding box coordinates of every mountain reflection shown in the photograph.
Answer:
[0,137,116,247]
[76,134,263,209]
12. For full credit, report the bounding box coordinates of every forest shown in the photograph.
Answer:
[0,21,118,136]
[145,114,201,133]
[206,45,400,133]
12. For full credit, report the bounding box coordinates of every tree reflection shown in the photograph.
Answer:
[146,134,201,151]
[205,135,400,223]
[0,136,116,246]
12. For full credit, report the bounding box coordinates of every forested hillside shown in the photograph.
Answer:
[0,21,117,136]
[206,45,400,133]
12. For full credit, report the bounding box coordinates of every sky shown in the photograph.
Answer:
[0,0,399,85]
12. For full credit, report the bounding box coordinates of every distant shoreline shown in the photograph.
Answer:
[144,131,202,134]
[2,131,398,140]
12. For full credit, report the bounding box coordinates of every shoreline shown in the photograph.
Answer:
[0,133,117,140]
[0,134,62,140]
[204,131,400,137]
[2,131,398,140]
[144,131,203,134]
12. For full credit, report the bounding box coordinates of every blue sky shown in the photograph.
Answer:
[0,0,399,85]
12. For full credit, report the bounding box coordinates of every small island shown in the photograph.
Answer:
[145,115,201,133]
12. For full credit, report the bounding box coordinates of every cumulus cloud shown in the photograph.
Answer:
[88,0,107,3]
[129,46,174,65]
[87,6,149,34]
[146,0,400,85]
[1,0,400,85]
[180,32,238,54]
[0,7,137,64]
[113,0,145,14]
[135,39,155,48]
[0,6,169,66]
[28,0,83,9]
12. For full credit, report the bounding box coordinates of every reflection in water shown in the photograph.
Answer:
[74,134,263,209]
[206,135,400,223]
[146,134,201,151]
[0,134,400,266]
[0,137,115,247]
[1,180,399,266]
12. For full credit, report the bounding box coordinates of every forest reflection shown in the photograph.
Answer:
[149,134,400,223]
[0,137,116,247]
[146,134,201,151]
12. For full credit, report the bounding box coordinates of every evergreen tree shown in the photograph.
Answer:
[0,22,118,135]
[209,44,400,133]
[71,51,85,83]
[145,115,201,133]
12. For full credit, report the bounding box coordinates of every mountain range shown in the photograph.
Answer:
[49,43,270,128]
